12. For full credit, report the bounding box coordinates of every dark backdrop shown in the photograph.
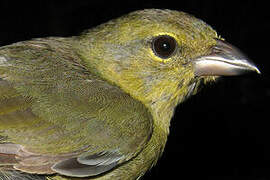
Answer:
[0,1,269,180]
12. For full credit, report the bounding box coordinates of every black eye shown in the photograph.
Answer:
[152,35,177,59]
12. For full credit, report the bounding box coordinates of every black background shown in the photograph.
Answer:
[0,1,269,180]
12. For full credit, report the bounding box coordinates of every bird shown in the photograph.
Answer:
[0,9,260,180]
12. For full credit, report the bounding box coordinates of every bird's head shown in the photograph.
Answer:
[77,9,259,124]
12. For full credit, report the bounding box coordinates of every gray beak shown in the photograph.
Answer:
[193,39,260,76]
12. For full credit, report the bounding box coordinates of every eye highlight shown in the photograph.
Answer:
[152,35,177,59]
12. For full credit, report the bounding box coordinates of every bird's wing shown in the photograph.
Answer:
[0,38,153,177]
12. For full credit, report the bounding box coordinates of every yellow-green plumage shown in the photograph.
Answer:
[0,9,259,180]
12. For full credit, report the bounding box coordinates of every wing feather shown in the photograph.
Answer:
[0,38,153,176]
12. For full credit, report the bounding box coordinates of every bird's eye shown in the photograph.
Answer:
[152,35,177,59]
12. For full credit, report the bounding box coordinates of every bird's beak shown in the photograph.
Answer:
[193,39,260,76]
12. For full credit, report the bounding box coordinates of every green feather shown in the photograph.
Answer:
[0,9,220,179]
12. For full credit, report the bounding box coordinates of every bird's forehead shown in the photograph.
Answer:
[119,9,218,44]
